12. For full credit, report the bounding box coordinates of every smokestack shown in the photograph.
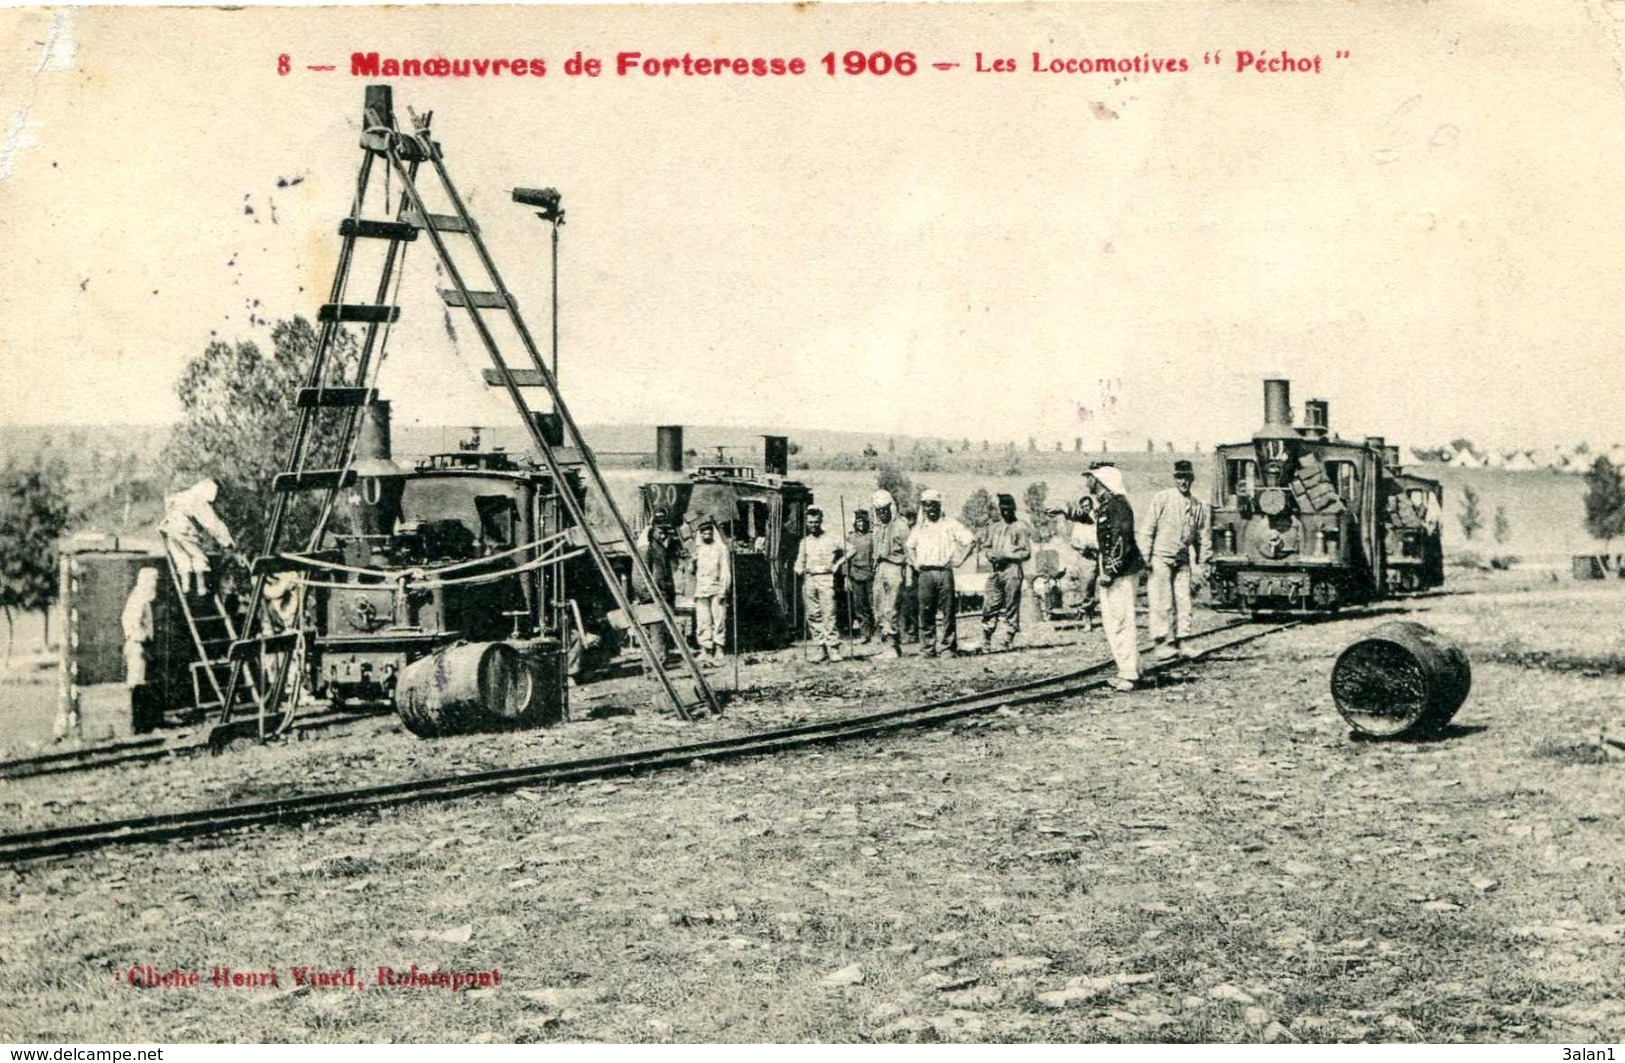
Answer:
[1302,399,1329,438]
[763,435,789,477]
[1264,380,1292,427]
[353,400,399,475]
[1255,379,1300,443]
[655,425,684,474]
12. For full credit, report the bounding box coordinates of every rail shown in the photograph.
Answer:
[0,617,1299,864]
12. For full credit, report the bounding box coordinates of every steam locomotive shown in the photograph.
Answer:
[1206,379,1444,612]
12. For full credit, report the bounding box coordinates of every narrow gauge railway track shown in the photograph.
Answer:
[0,617,1298,865]
[0,707,392,781]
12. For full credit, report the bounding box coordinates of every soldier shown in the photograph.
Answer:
[1140,459,1210,658]
[906,489,977,657]
[633,507,683,658]
[869,490,909,658]
[900,502,921,643]
[980,493,1033,652]
[1085,464,1145,690]
[691,517,732,663]
[634,507,681,608]
[120,567,161,688]
[843,508,875,642]
[158,477,236,597]
[794,506,845,662]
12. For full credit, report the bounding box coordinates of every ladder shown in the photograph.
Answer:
[218,85,719,737]
[157,532,260,716]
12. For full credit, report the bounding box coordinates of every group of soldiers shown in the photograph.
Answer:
[791,459,1211,690]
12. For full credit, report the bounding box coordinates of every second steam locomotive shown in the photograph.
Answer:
[1206,379,1444,613]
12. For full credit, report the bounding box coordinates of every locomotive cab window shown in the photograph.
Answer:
[1225,459,1257,501]
[736,499,769,553]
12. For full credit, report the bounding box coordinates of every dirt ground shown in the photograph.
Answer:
[2,571,1623,1043]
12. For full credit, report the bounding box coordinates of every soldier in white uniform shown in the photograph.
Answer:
[158,478,236,597]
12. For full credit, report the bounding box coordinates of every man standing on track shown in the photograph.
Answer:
[906,489,977,658]
[980,493,1033,652]
[1063,463,1144,690]
[1140,459,1210,659]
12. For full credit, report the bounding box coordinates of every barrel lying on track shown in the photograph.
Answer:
[395,641,561,738]
[1331,621,1471,738]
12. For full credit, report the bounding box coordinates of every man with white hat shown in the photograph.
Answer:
[1089,463,1145,689]
[906,489,977,657]
[158,477,236,597]
[869,489,910,658]
[1062,462,1144,690]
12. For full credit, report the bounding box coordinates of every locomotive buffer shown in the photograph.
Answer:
[218,86,720,738]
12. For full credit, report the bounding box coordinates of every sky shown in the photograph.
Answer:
[2,2,1625,454]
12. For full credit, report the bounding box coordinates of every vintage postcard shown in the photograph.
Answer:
[1,1,1623,1048]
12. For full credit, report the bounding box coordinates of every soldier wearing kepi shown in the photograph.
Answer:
[690,517,732,664]
[980,493,1033,652]
[843,508,876,642]
[906,489,977,658]
[1140,459,1210,658]
[868,490,909,658]
[794,506,845,663]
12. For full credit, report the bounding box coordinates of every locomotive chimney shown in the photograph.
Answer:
[655,425,684,474]
[763,435,789,477]
[1302,399,1329,439]
[1255,379,1299,443]
[1263,379,1292,427]
[353,399,400,475]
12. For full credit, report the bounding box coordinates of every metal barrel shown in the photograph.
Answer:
[395,642,538,738]
[1330,621,1471,738]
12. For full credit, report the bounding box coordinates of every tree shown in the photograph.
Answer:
[0,460,72,661]
[1583,456,1625,551]
[1027,436,1037,453]
[1074,437,1083,453]
[1457,485,1484,541]
[1493,505,1511,546]
[162,317,360,559]
[875,463,915,511]
[1024,481,1056,541]
[960,488,995,531]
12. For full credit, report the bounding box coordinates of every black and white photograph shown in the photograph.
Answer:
[1,1,1623,1047]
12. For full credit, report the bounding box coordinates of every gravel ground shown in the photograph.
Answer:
[3,573,1623,1043]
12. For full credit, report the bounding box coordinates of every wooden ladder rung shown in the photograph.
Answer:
[339,218,419,242]
[230,632,304,661]
[318,304,401,325]
[273,469,357,492]
[296,387,377,409]
[441,289,512,311]
[482,368,548,387]
[405,209,477,235]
